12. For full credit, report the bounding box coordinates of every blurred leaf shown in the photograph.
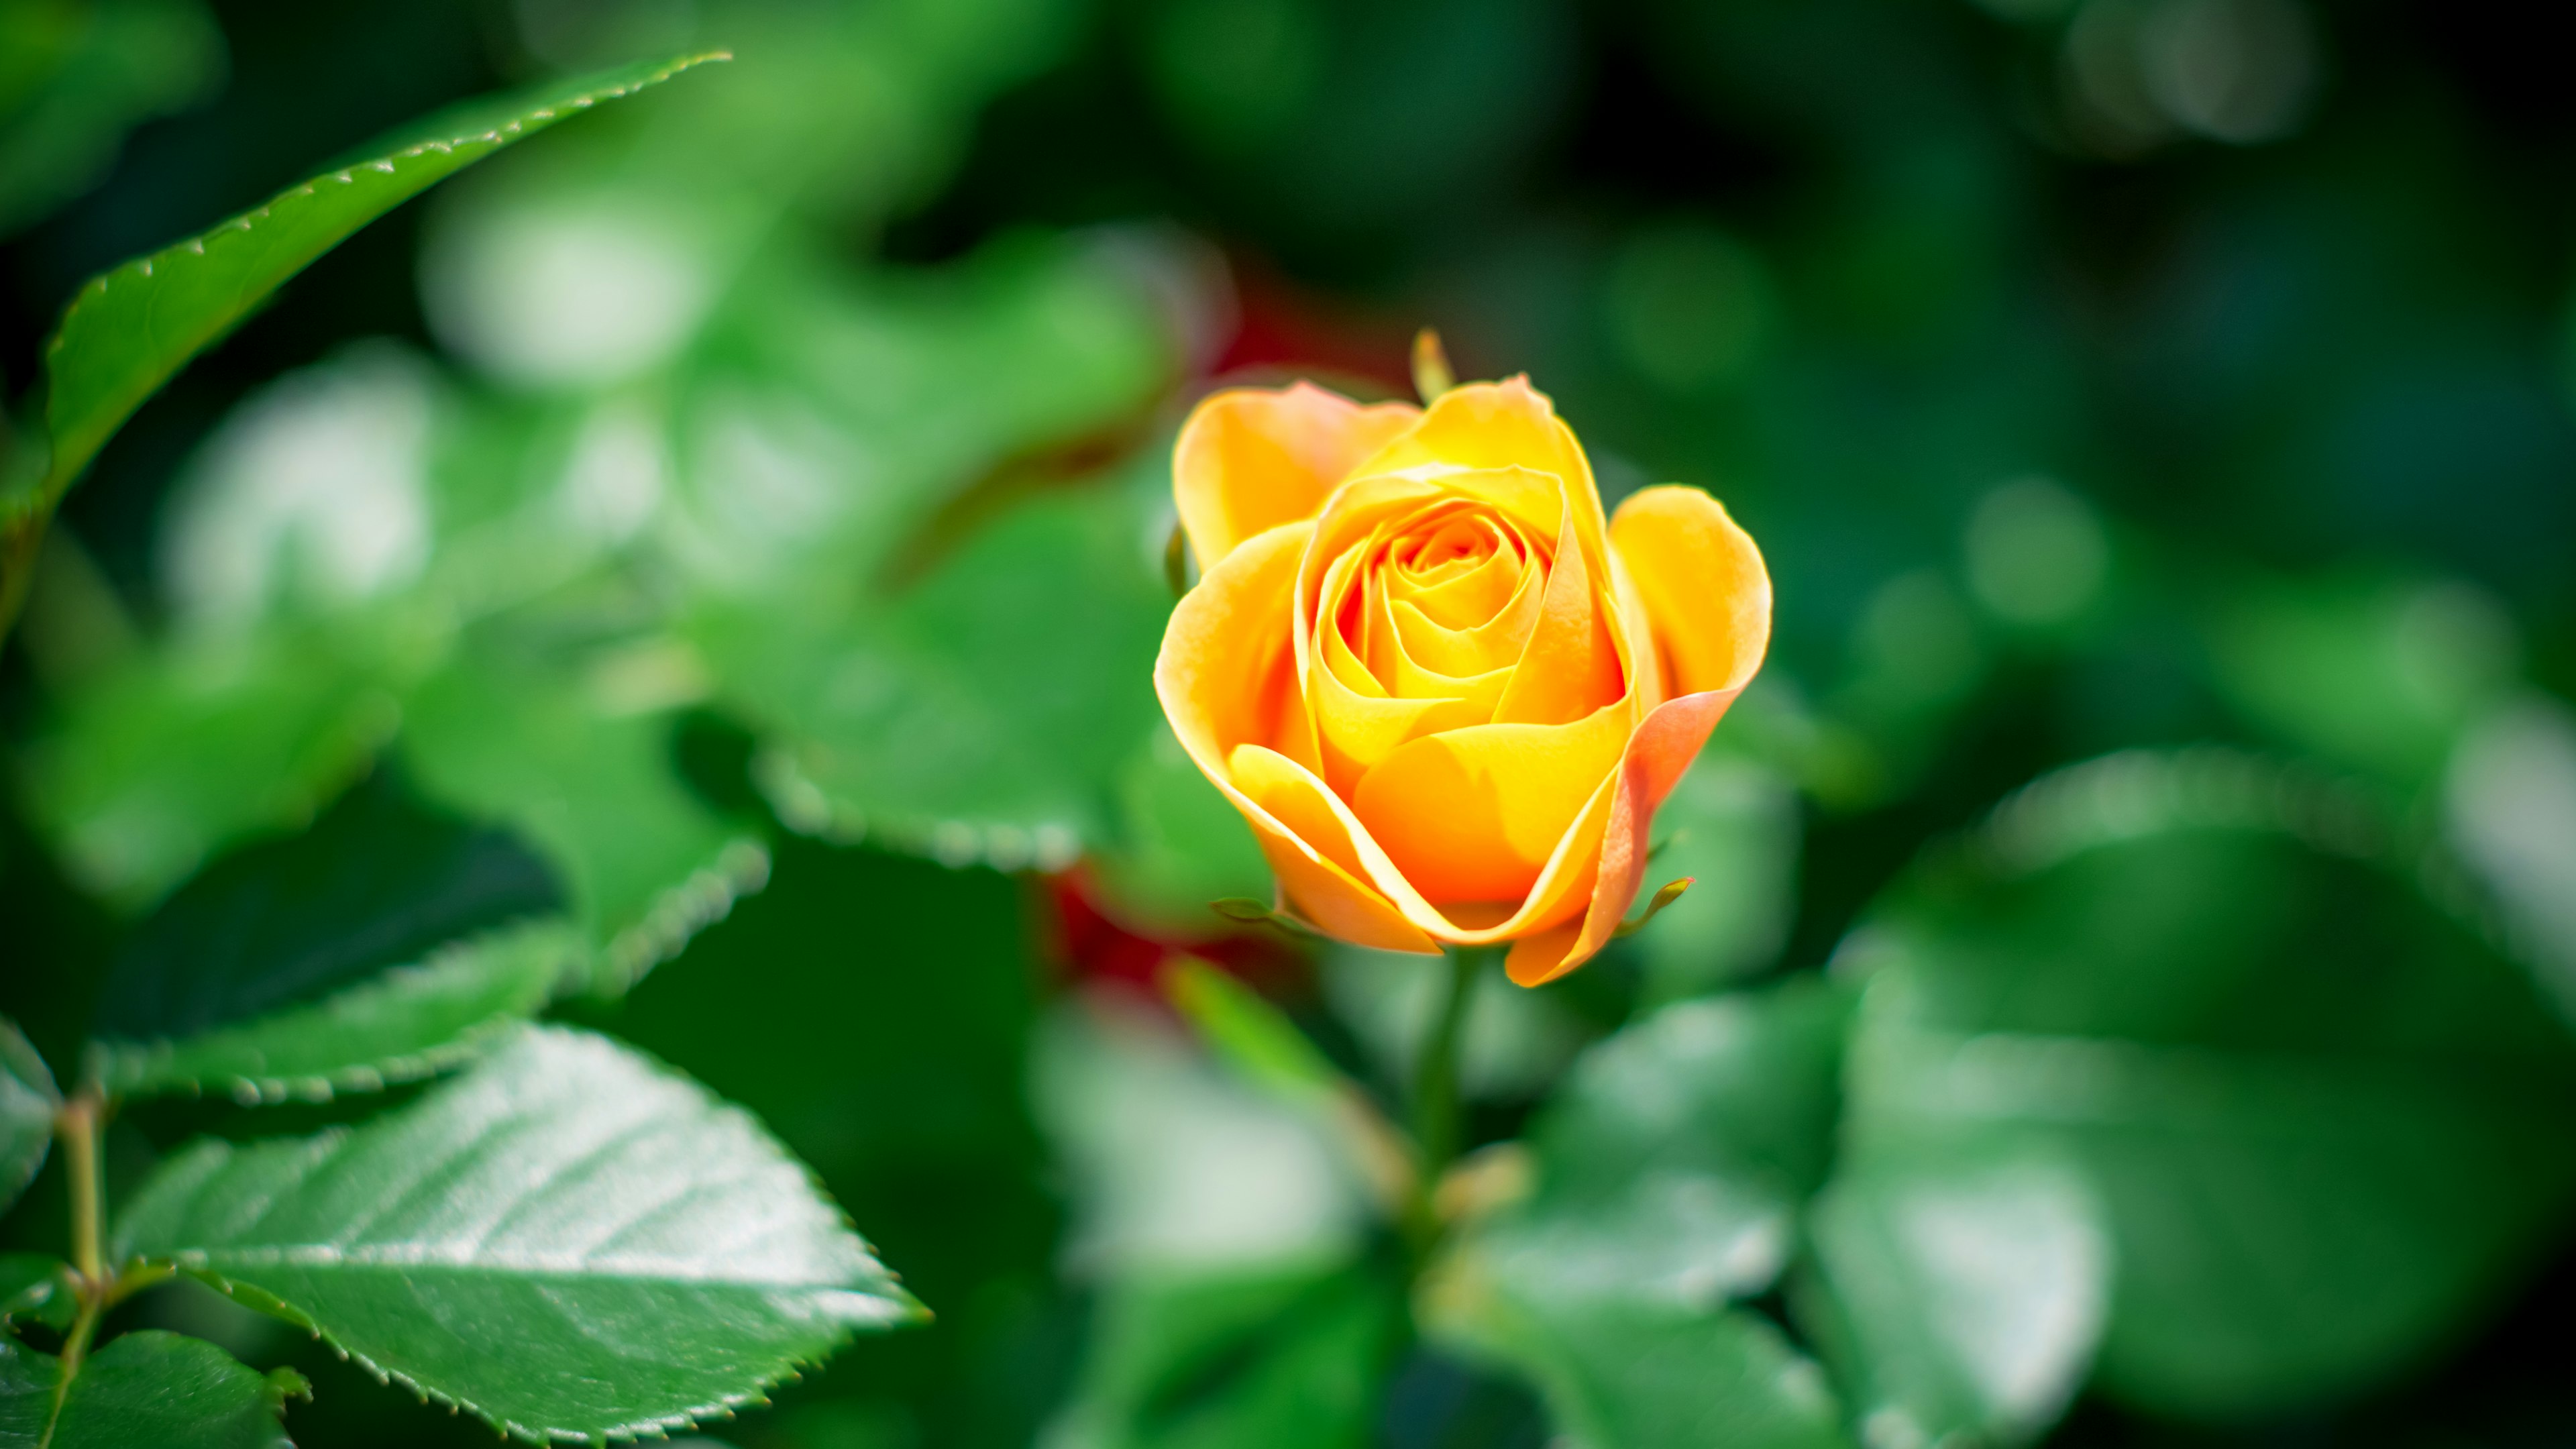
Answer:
[718,484,1170,867]
[1166,959,1342,1106]
[1423,1236,1849,1449]
[0,1330,303,1449]
[2444,695,2576,1021]
[1494,977,1851,1316]
[1323,947,1591,1103]
[0,0,225,237]
[1839,748,2576,1418]
[1093,723,1273,936]
[20,624,410,905]
[1049,1255,1399,1449]
[1037,999,1369,1275]
[2206,572,2518,790]
[1632,754,1803,1002]
[89,920,573,1104]
[0,1253,74,1332]
[1796,1147,2109,1449]
[14,51,722,521]
[398,653,767,995]
[115,1025,920,1444]
[1,1018,60,1215]
[93,772,559,1038]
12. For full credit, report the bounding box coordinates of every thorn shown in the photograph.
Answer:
[1412,327,1455,403]
[1613,877,1694,939]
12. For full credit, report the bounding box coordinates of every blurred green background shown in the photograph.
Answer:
[6,0,2576,1446]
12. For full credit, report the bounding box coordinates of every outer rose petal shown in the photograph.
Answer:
[1174,383,1420,570]
[1350,698,1632,904]
[1155,519,1440,955]
[1609,485,1772,697]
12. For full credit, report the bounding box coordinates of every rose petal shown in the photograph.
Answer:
[1156,521,1438,954]
[1493,478,1625,727]
[1175,382,1420,570]
[1350,698,1633,904]
[1609,484,1772,697]
[1507,687,1737,987]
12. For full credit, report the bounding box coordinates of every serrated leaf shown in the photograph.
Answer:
[23,52,721,515]
[114,1025,920,1443]
[0,1331,302,1449]
[397,653,767,996]
[1839,748,2576,1419]
[0,1019,58,1216]
[1049,1256,1399,1449]
[0,54,723,645]
[0,1254,73,1333]
[89,920,575,1104]
[89,774,566,1098]
[1796,1148,2109,1449]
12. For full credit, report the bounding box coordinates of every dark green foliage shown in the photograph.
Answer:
[1,1331,303,1449]
[0,1023,54,1215]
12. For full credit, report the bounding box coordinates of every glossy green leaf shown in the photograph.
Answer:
[21,52,722,516]
[1796,1147,2109,1449]
[1050,1256,1399,1449]
[0,1254,72,1333]
[1839,749,2576,1419]
[0,1331,304,1449]
[0,1018,58,1216]
[1424,1232,1849,1449]
[89,920,574,1104]
[398,653,768,995]
[115,1025,920,1443]
[1093,723,1273,936]
[86,775,567,1099]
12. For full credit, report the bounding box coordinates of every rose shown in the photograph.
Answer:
[1155,376,1771,985]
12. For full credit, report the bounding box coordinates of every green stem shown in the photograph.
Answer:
[49,1089,109,1432]
[1405,945,1489,1260]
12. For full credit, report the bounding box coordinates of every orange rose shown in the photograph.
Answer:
[1155,376,1771,985]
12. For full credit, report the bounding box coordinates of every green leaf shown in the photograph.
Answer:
[1631,754,1802,1002]
[1839,748,2576,1419]
[115,1025,920,1443]
[27,52,723,510]
[717,483,1171,866]
[85,775,568,1099]
[0,53,724,644]
[397,653,768,996]
[89,920,574,1104]
[1166,961,1344,1108]
[1796,1147,2109,1449]
[0,1018,58,1216]
[1093,724,1273,936]
[0,1331,304,1449]
[18,623,405,906]
[1525,975,1851,1305]
[1423,1234,1849,1449]
[0,1254,73,1334]
[1049,1256,1399,1449]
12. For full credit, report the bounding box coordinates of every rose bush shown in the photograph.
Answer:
[1156,376,1770,984]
